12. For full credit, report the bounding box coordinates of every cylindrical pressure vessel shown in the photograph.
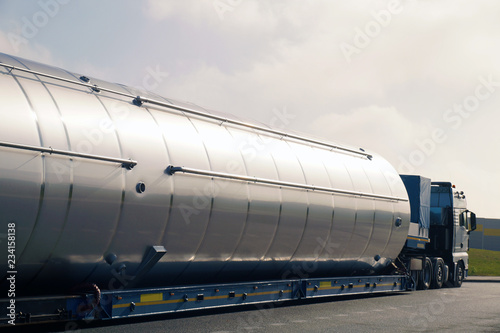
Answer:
[0,53,410,296]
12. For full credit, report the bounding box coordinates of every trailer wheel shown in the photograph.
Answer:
[418,257,432,290]
[453,262,465,288]
[431,258,444,289]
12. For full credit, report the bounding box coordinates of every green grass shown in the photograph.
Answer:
[468,248,500,276]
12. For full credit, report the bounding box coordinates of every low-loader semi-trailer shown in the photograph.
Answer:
[0,54,475,325]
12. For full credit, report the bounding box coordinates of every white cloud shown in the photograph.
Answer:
[306,105,424,159]
[0,30,16,55]
[0,30,53,65]
[149,0,500,109]
[2,0,499,217]
[145,0,279,31]
[145,0,212,21]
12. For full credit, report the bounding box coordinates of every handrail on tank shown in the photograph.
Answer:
[0,62,373,160]
[135,96,373,159]
[166,165,408,202]
[0,141,137,169]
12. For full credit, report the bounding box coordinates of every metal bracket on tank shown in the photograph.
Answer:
[128,246,167,287]
[133,96,144,106]
[165,165,183,175]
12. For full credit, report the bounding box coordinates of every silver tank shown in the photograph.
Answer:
[0,53,410,296]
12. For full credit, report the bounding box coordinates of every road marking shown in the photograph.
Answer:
[241,327,261,330]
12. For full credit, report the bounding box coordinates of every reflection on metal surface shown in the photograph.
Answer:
[0,140,137,169]
[137,96,373,159]
[0,62,371,159]
[0,62,133,98]
[166,165,408,201]
[0,53,411,296]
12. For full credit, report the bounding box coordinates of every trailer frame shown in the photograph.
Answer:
[0,274,408,325]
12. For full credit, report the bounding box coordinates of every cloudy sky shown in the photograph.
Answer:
[0,0,499,218]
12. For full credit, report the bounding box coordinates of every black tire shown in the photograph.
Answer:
[418,257,432,290]
[453,261,465,288]
[431,258,445,289]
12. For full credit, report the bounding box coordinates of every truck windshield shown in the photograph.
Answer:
[431,189,452,207]
[430,187,452,226]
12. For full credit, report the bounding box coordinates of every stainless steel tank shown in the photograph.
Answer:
[0,53,410,296]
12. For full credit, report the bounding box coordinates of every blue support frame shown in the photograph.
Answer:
[0,275,408,325]
[96,275,405,320]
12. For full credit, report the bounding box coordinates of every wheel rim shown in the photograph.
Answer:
[458,265,464,283]
[437,265,443,284]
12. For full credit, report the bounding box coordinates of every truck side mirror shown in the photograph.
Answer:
[465,210,477,233]
[469,211,476,232]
